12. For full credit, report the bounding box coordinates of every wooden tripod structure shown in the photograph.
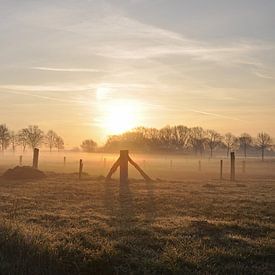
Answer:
[106,150,153,183]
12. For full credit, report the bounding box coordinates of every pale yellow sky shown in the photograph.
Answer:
[0,0,275,147]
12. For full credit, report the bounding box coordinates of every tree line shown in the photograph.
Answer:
[2,123,273,160]
[95,126,273,160]
[0,124,64,152]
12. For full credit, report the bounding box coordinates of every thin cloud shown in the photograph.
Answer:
[0,82,152,93]
[0,84,95,92]
[78,15,274,66]
[237,60,275,80]
[190,109,246,122]
[45,8,273,66]
[1,90,93,105]
[253,70,275,80]
[31,67,107,73]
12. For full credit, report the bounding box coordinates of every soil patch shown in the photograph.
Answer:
[2,166,46,180]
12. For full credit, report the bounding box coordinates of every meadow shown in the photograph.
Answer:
[0,152,274,274]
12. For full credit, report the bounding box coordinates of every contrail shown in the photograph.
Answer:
[0,90,95,105]
[190,109,246,122]
[158,105,246,122]
[31,67,107,73]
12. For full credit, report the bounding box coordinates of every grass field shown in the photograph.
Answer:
[0,159,274,274]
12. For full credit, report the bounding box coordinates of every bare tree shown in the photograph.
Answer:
[0,124,10,151]
[45,130,58,152]
[239,133,253,158]
[135,127,161,150]
[22,126,44,150]
[159,126,173,149]
[189,127,207,156]
[206,130,222,158]
[55,136,64,152]
[81,139,97,152]
[9,131,18,153]
[256,132,272,161]
[171,125,190,151]
[18,130,28,152]
[224,133,238,157]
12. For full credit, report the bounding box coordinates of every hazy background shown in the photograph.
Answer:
[0,0,275,147]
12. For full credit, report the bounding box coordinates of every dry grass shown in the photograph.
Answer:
[0,170,274,275]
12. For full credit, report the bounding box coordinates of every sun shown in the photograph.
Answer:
[101,99,142,135]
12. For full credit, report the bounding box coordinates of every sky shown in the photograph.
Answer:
[0,0,275,147]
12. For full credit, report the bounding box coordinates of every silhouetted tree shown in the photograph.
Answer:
[81,139,97,152]
[17,130,28,152]
[104,131,147,152]
[55,136,64,151]
[45,130,58,152]
[224,133,238,157]
[171,125,190,151]
[206,130,222,158]
[101,125,274,157]
[159,126,173,149]
[9,131,18,152]
[22,126,44,150]
[239,133,253,158]
[189,127,207,156]
[134,125,190,152]
[256,132,272,161]
[0,124,10,151]
[135,127,161,150]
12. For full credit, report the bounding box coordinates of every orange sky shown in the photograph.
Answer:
[0,1,274,147]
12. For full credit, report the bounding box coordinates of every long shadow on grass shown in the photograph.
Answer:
[185,220,275,273]
[0,223,64,275]
[103,179,156,224]
[118,181,135,221]
[102,180,115,215]
[102,180,197,274]
[144,181,157,223]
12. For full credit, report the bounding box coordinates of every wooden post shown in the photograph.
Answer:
[220,160,223,180]
[120,150,128,183]
[128,156,153,183]
[106,150,153,183]
[230,152,235,181]
[79,159,83,180]
[33,148,39,169]
[198,160,202,172]
[64,156,66,166]
[242,160,246,173]
[19,155,23,166]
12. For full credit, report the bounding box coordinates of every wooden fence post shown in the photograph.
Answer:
[120,150,129,183]
[19,155,23,166]
[230,152,235,181]
[106,150,153,183]
[33,148,39,169]
[64,157,66,166]
[198,160,202,172]
[79,159,83,180]
[220,160,223,180]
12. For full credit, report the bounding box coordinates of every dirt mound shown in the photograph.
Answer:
[2,166,46,180]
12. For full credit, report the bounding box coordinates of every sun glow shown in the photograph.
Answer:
[96,86,110,101]
[100,99,143,135]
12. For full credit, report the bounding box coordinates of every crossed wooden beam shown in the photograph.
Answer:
[106,150,153,183]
